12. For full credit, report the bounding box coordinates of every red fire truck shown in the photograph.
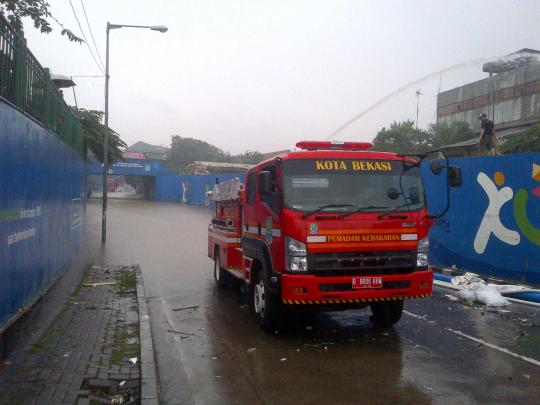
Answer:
[208,141,460,331]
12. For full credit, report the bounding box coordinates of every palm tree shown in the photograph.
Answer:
[71,107,126,163]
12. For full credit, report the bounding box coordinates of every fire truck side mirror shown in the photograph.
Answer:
[258,171,272,195]
[429,159,462,188]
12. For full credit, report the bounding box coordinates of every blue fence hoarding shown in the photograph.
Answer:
[422,153,540,285]
[152,173,240,204]
[0,101,86,329]
[87,158,173,178]
[87,159,241,205]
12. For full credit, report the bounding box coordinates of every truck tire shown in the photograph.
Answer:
[370,300,404,327]
[252,269,281,333]
[214,249,229,290]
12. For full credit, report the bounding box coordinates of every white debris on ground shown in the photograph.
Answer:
[475,287,510,307]
[451,272,486,289]
[450,272,529,307]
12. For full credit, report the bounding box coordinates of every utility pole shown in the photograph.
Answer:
[102,23,111,245]
[415,89,423,130]
[101,22,168,244]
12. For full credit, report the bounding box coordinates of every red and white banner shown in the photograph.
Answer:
[122,151,145,160]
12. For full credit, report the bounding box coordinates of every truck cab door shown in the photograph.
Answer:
[256,165,282,272]
[244,171,258,235]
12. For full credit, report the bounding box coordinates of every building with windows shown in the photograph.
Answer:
[437,49,540,156]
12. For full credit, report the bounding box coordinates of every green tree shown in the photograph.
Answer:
[500,123,540,154]
[232,150,264,164]
[0,0,82,42]
[71,107,126,163]
[168,135,265,170]
[428,121,475,148]
[169,135,227,169]
[372,120,431,154]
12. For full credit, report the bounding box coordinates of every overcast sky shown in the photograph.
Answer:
[24,0,540,154]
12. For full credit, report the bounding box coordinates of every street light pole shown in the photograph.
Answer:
[415,89,423,130]
[101,22,167,244]
[102,22,111,245]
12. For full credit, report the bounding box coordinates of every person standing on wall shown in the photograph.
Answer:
[478,113,498,156]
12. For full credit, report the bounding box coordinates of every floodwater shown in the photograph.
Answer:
[87,199,540,404]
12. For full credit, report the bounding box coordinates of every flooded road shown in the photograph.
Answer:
[87,199,540,404]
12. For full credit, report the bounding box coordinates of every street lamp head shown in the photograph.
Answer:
[108,23,123,30]
[150,25,168,33]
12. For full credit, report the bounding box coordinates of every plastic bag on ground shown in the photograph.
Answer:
[457,286,509,307]
[453,273,511,306]
[475,286,510,307]
[457,289,476,302]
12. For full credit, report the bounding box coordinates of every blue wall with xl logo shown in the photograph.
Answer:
[422,153,540,285]
[0,101,86,329]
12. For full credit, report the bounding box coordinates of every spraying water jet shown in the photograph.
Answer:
[325,55,515,140]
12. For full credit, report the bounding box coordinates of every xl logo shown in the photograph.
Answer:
[474,165,540,254]
[474,172,520,254]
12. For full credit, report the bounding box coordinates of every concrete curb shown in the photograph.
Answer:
[135,266,160,405]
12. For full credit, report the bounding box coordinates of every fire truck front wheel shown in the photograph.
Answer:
[214,249,230,289]
[370,300,404,327]
[252,270,281,332]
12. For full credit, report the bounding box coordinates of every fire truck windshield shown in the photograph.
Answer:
[282,158,425,214]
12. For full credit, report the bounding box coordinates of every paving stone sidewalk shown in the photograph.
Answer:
[0,265,142,404]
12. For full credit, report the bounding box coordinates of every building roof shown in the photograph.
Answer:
[441,124,532,151]
[125,141,169,154]
[190,161,253,170]
[483,48,540,74]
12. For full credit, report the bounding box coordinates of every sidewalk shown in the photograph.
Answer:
[0,265,143,404]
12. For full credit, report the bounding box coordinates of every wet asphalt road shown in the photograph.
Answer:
[87,199,540,404]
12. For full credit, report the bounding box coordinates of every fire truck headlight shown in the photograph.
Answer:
[416,236,429,268]
[288,256,308,272]
[286,237,308,272]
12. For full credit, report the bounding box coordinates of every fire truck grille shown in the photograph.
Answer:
[307,250,416,276]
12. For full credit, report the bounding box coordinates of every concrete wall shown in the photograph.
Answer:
[0,100,86,330]
[437,64,540,131]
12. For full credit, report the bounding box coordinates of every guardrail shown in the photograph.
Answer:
[0,13,84,155]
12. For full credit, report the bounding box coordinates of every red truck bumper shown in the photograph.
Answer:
[281,269,433,304]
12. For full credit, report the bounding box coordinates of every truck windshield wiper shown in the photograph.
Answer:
[301,204,355,219]
[339,205,390,219]
[378,202,419,219]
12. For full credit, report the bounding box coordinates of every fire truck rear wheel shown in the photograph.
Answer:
[214,249,229,289]
[252,270,280,332]
[370,300,404,327]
